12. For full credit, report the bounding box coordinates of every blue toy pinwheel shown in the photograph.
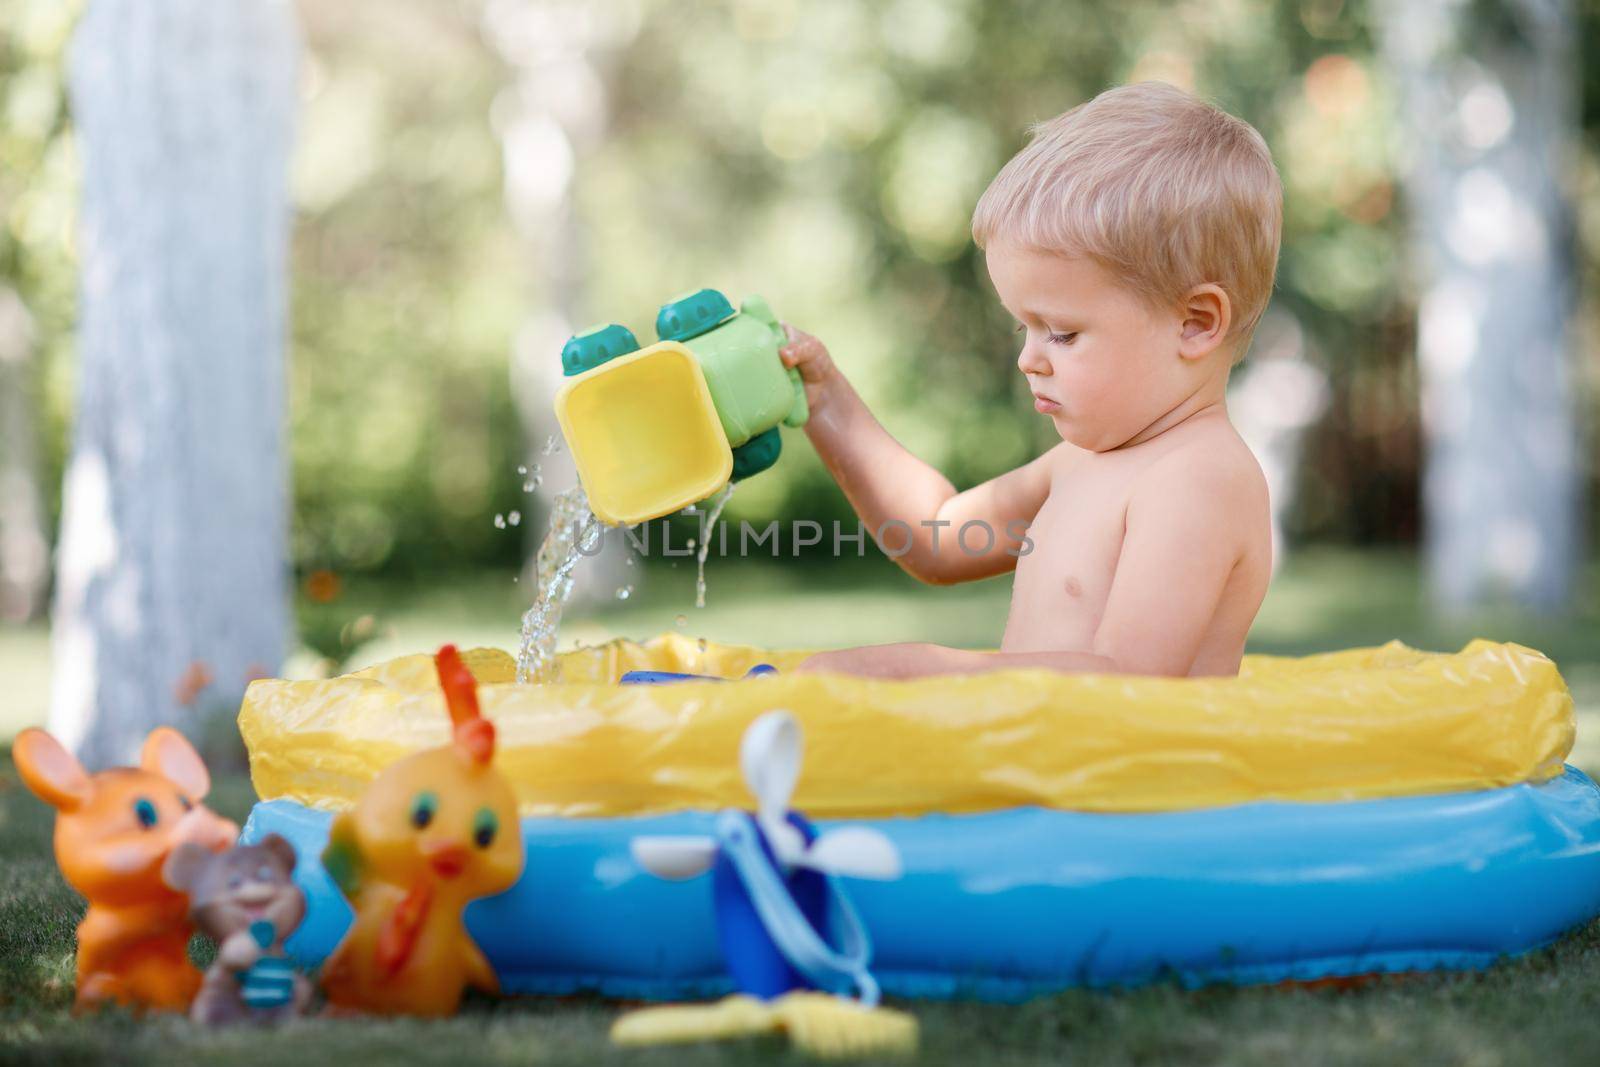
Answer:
[629,710,902,1006]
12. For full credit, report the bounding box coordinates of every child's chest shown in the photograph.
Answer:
[1001,460,1136,651]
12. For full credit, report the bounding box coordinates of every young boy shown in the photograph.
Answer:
[784,82,1280,679]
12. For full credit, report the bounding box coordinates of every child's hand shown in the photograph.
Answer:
[779,324,840,415]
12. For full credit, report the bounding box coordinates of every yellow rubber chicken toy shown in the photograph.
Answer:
[319,645,523,1016]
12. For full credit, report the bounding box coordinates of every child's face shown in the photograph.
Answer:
[986,242,1196,452]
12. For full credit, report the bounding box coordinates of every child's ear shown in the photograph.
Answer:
[141,727,211,799]
[1177,284,1231,361]
[13,729,91,812]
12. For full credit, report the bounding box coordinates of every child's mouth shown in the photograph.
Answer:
[1033,394,1061,414]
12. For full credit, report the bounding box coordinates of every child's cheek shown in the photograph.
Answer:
[1060,361,1109,410]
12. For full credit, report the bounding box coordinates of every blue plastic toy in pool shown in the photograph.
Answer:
[621,664,777,684]
[629,711,901,1005]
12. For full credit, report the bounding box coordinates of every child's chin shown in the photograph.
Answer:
[1050,417,1094,448]
[1054,420,1122,453]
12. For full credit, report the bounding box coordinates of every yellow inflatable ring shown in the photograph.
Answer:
[241,635,1574,817]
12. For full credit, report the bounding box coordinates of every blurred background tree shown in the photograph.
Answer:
[0,0,1595,705]
[1380,0,1583,610]
[47,0,297,766]
[0,0,75,625]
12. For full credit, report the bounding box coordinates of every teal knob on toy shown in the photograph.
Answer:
[562,323,640,377]
[553,289,809,526]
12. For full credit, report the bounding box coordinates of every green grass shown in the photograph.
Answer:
[2,548,1600,1063]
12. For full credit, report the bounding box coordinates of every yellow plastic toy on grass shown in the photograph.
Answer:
[318,645,523,1016]
[612,993,917,1059]
[554,289,808,526]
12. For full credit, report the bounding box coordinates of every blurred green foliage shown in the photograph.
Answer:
[1,0,1596,581]
[0,0,77,535]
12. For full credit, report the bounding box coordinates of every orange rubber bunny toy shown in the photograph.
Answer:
[12,726,239,1012]
[319,644,524,1016]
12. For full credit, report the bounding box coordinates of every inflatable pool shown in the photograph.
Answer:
[238,635,1600,999]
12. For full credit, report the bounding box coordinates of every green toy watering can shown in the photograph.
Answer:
[553,289,808,526]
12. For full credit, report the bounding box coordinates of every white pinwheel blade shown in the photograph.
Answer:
[798,826,902,880]
[741,710,809,867]
[631,836,718,880]
[741,710,802,818]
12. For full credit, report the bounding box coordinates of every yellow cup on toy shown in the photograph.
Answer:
[554,340,734,527]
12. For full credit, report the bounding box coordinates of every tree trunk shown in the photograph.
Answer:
[51,0,299,767]
[1377,0,1582,611]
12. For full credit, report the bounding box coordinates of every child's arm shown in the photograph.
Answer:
[801,454,1252,678]
[782,325,1051,583]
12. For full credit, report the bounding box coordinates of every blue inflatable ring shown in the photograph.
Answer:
[243,766,1600,1002]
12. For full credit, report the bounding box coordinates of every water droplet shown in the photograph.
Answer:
[494,513,507,529]
[625,555,635,566]
[542,435,561,456]
[615,585,633,600]
[508,510,522,526]
[675,614,688,629]
[517,465,528,476]
[686,538,696,550]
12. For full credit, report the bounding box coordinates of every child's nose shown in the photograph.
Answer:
[1016,341,1051,376]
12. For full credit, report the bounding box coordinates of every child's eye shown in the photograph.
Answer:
[1047,331,1079,346]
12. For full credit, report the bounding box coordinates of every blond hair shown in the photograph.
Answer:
[972,82,1282,346]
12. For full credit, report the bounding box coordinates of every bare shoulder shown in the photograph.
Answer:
[1138,419,1268,508]
[1128,420,1271,574]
